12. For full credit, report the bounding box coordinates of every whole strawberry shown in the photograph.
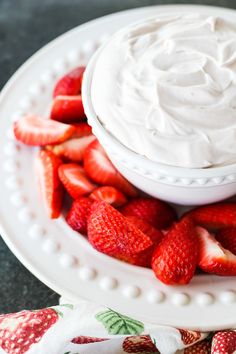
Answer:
[152,218,199,285]
[184,339,211,353]
[121,197,177,230]
[122,335,159,353]
[87,201,153,258]
[211,331,236,354]
[179,329,201,345]
[0,308,59,354]
[66,197,94,235]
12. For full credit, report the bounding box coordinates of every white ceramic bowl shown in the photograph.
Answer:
[82,43,236,206]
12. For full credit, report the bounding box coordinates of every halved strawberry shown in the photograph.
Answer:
[118,216,163,267]
[72,122,92,138]
[184,203,236,230]
[35,150,63,218]
[47,135,95,162]
[53,66,85,97]
[121,197,177,229]
[87,201,153,258]
[196,226,236,276]
[58,163,96,199]
[66,197,93,235]
[152,218,199,285]
[84,139,137,197]
[216,228,236,255]
[14,114,75,146]
[89,186,127,207]
[50,95,85,123]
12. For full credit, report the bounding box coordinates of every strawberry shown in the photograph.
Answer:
[184,203,236,230]
[211,331,236,354]
[35,150,63,218]
[0,308,59,354]
[151,218,199,285]
[53,66,85,97]
[122,335,158,353]
[118,216,163,267]
[89,186,127,207]
[184,339,211,353]
[216,228,236,255]
[72,336,108,344]
[47,135,95,162]
[121,197,177,229]
[72,122,92,138]
[13,114,75,146]
[179,329,201,345]
[50,95,85,122]
[58,163,96,199]
[84,139,137,197]
[196,226,236,276]
[87,201,153,258]
[66,197,93,235]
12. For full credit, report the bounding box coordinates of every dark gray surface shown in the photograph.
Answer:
[0,0,236,314]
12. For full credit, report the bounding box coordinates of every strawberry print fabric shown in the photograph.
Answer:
[0,299,235,354]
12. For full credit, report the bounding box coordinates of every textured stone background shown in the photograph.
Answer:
[0,0,236,313]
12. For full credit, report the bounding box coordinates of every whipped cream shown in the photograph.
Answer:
[91,14,236,168]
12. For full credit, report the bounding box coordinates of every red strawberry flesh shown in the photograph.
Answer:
[66,197,93,235]
[50,95,85,123]
[53,66,85,97]
[35,150,63,218]
[84,139,138,197]
[90,186,127,207]
[58,163,96,199]
[14,114,75,146]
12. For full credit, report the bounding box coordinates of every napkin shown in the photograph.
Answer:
[0,299,235,354]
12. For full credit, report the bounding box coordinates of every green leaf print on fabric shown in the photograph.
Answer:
[95,309,144,335]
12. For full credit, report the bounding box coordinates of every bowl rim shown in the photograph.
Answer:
[82,32,236,180]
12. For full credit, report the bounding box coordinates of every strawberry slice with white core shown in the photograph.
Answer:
[35,150,63,218]
[14,114,75,146]
[58,163,96,199]
[53,66,85,97]
[47,135,95,162]
[50,95,85,122]
[196,226,236,276]
[84,139,137,197]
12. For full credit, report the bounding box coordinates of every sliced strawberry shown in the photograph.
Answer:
[50,95,85,123]
[211,331,236,354]
[121,197,177,229]
[216,228,236,255]
[152,218,199,285]
[84,139,137,197]
[72,122,92,138]
[58,163,96,199]
[66,197,93,235]
[53,66,85,97]
[118,216,163,267]
[184,203,236,230]
[89,186,127,207]
[47,135,95,162]
[14,114,75,146]
[35,150,63,218]
[196,226,236,276]
[87,201,153,258]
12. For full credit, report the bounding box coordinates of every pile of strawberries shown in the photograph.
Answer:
[13,66,236,285]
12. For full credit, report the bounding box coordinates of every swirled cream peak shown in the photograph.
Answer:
[91,14,236,168]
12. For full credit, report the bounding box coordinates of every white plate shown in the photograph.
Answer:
[1,4,236,331]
